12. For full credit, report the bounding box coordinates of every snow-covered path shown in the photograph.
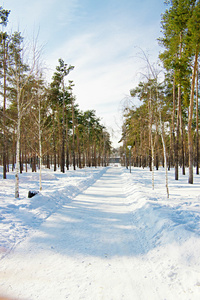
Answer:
[0,167,200,299]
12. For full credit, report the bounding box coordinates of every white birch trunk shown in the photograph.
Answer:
[39,96,42,191]
[160,116,169,198]
[149,89,154,189]
[151,133,154,190]
[12,35,37,198]
[15,92,20,198]
[39,147,42,191]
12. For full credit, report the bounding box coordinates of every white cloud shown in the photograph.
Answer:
[5,0,80,42]
[43,15,163,147]
[4,0,165,147]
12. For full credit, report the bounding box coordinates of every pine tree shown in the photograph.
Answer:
[0,6,10,179]
[51,59,74,173]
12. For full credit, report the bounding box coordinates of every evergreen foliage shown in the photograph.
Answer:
[121,0,200,185]
[0,6,111,197]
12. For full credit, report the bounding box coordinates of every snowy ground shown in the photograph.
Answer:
[0,165,200,299]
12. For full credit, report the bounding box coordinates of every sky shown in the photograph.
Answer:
[3,0,167,147]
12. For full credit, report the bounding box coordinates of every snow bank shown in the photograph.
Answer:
[1,165,200,299]
[0,166,107,259]
[122,167,200,296]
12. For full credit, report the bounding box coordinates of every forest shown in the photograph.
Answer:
[1,0,200,200]
[120,0,200,188]
[0,7,112,198]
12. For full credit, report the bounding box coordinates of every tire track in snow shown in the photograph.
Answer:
[76,167,140,299]
[79,166,162,299]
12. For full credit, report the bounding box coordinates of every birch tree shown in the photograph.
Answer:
[29,73,48,191]
[8,32,38,198]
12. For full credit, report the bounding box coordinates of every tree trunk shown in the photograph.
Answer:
[88,144,91,167]
[160,112,169,198]
[188,50,198,184]
[172,75,177,175]
[61,127,65,173]
[151,135,154,190]
[71,98,76,170]
[148,90,153,172]
[47,153,50,169]
[52,112,57,172]
[39,97,42,191]
[76,127,81,169]
[12,131,16,171]
[175,82,181,180]
[32,153,36,172]
[196,66,199,175]
[180,109,185,175]
[61,91,65,173]
[15,94,21,198]
[3,37,7,179]
[93,142,97,167]
[20,149,23,173]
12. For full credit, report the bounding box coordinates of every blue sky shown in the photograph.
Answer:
[4,0,167,147]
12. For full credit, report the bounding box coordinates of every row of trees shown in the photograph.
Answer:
[0,7,111,197]
[120,0,200,186]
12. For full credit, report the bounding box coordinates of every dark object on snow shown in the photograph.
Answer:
[28,190,39,198]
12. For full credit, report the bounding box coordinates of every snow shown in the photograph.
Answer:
[0,165,200,299]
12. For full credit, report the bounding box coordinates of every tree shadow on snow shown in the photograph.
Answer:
[23,168,200,258]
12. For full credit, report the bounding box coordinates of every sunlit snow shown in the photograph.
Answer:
[0,165,200,299]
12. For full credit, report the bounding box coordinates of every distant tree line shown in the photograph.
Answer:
[0,7,111,197]
[120,0,200,185]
